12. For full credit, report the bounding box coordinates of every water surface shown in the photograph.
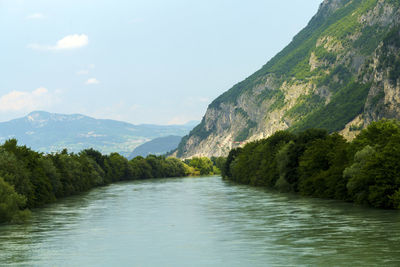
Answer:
[1,176,400,266]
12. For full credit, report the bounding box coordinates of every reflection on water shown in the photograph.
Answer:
[1,176,400,266]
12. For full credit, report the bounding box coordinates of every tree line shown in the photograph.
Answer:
[222,119,400,209]
[0,140,220,224]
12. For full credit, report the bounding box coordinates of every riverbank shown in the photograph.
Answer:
[0,140,222,224]
[222,119,400,209]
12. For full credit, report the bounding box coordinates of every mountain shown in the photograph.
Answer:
[176,0,400,158]
[128,135,182,159]
[0,111,194,157]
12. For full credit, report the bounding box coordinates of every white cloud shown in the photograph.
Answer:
[55,34,88,50]
[0,87,59,112]
[33,87,47,95]
[86,78,100,85]
[27,13,44,19]
[28,34,89,51]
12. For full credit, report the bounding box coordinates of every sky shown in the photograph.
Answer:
[0,0,322,125]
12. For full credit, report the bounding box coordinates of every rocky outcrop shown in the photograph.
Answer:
[177,0,400,158]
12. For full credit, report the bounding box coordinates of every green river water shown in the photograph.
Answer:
[1,176,400,266]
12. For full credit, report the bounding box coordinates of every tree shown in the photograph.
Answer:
[187,157,214,175]
[297,133,350,199]
[0,149,33,208]
[344,145,376,204]
[0,177,30,223]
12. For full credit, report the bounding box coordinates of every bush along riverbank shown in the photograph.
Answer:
[0,140,223,224]
[222,119,400,209]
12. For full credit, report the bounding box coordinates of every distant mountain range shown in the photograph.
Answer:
[128,135,182,159]
[0,111,195,157]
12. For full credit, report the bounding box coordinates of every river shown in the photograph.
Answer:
[1,176,400,266]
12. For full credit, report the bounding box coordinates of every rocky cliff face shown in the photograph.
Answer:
[177,0,400,158]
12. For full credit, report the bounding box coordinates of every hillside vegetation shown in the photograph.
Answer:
[177,0,400,158]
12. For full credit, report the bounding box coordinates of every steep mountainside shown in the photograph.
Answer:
[177,0,400,158]
[128,135,182,159]
[0,111,194,156]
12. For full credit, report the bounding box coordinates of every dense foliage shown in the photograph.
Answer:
[291,81,372,132]
[184,156,224,176]
[0,141,219,224]
[223,119,400,209]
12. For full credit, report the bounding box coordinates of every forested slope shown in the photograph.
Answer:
[177,0,400,158]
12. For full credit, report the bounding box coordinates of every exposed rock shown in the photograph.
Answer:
[177,0,400,158]
[340,114,365,140]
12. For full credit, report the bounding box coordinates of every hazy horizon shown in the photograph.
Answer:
[6,109,200,126]
[1,0,321,125]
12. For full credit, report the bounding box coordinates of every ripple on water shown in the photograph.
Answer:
[1,176,400,266]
